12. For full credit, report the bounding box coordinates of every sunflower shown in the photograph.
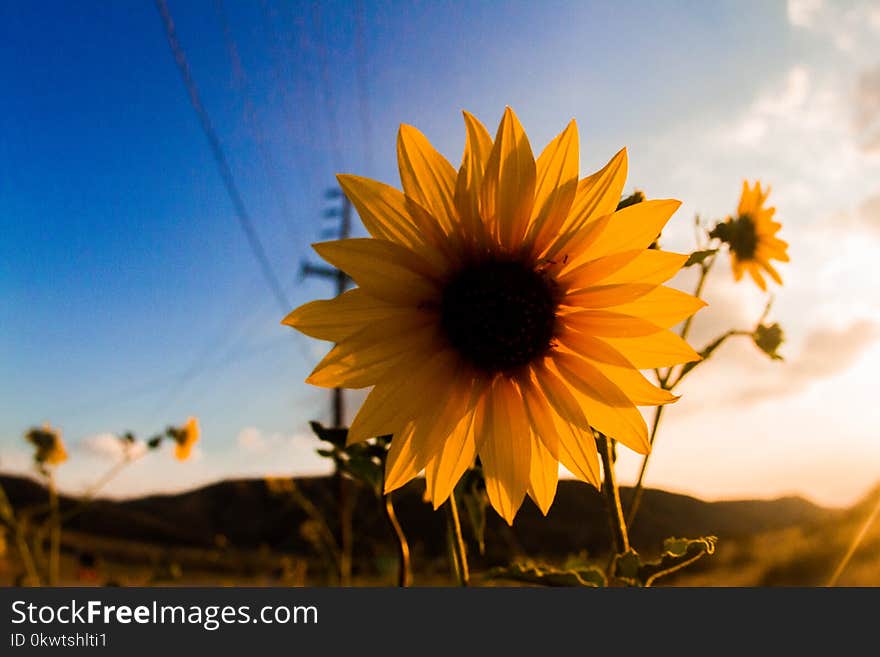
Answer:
[172,417,200,461]
[711,181,789,291]
[284,108,705,523]
[25,423,68,466]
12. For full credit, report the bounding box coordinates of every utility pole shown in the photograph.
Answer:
[301,187,354,584]
[301,188,353,427]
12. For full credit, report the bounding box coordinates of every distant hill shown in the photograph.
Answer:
[0,472,849,584]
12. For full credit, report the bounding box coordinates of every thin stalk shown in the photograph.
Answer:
[444,494,469,586]
[0,483,40,585]
[286,479,342,582]
[383,493,411,587]
[337,474,353,586]
[625,258,715,530]
[625,404,665,529]
[47,473,60,585]
[678,259,713,344]
[598,434,629,556]
[32,454,140,559]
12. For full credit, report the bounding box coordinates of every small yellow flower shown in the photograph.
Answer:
[172,417,200,461]
[284,108,705,524]
[712,181,789,290]
[25,423,68,466]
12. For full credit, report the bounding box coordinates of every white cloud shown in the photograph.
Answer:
[236,426,264,451]
[854,65,880,152]
[787,0,880,54]
[78,433,147,461]
[235,426,318,456]
[727,67,821,148]
[787,0,823,28]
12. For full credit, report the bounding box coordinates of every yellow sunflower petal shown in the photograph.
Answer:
[479,377,531,524]
[527,431,558,515]
[731,256,745,281]
[736,180,753,216]
[313,239,441,305]
[580,199,681,262]
[542,148,627,259]
[601,331,701,369]
[561,249,686,291]
[554,416,601,487]
[563,283,656,309]
[347,350,456,444]
[424,377,489,507]
[553,351,650,453]
[520,377,560,459]
[282,288,409,343]
[747,262,767,291]
[397,124,458,233]
[580,358,677,406]
[603,285,706,328]
[383,356,466,492]
[600,250,688,286]
[526,120,579,251]
[307,321,438,388]
[384,423,420,493]
[532,362,589,429]
[453,111,493,243]
[424,410,478,509]
[761,260,783,285]
[336,174,423,248]
[481,107,536,249]
[561,309,666,338]
[558,250,641,291]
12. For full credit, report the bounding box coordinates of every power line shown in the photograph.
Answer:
[310,0,345,172]
[214,0,303,253]
[257,0,325,196]
[154,0,290,313]
[353,0,374,175]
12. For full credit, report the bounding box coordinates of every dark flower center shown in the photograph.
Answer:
[712,214,758,260]
[440,259,557,373]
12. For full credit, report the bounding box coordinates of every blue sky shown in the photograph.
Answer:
[2,0,879,506]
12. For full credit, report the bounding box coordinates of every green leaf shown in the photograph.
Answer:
[662,537,691,558]
[342,454,383,495]
[309,421,349,447]
[614,549,642,581]
[487,561,607,587]
[639,536,718,587]
[684,249,718,268]
[610,537,718,586]
[753,323,784,361]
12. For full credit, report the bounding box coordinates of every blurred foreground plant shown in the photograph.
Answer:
[0,418,199,586]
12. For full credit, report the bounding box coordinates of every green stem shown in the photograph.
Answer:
[678,259,713,344]
[598,434,629,556]
[625,403,665,530]
[626,257,715,531]
[383,493,411,587]
[444,494,469,586]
